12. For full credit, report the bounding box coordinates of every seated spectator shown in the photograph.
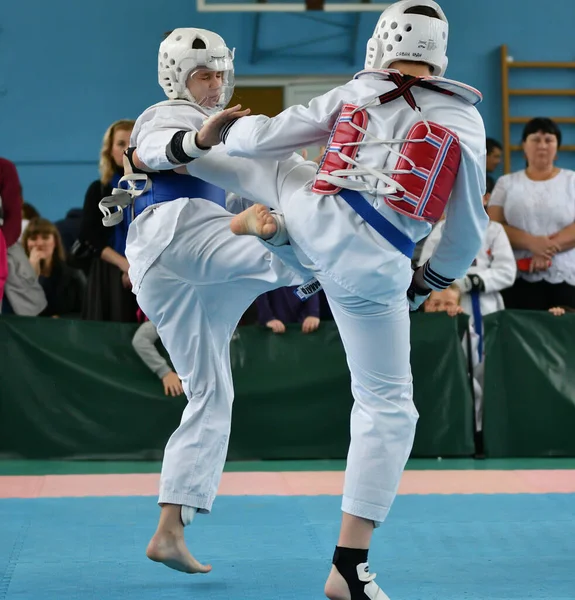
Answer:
[422,286,464,318]
[0,158,46,316]
[419,176,516,356]
[132,318,184,397]
[2,241,47,316]
[256,285,320,334]
[22,218,85,318]
[488,118,575,310]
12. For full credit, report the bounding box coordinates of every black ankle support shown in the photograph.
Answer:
[332,546,371,599]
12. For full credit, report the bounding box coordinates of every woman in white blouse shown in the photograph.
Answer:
[488,118,575,310]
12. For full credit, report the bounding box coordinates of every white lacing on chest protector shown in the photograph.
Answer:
[316,97,434,198]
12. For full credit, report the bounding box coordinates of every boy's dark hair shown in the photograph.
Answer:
[486,138,502,154]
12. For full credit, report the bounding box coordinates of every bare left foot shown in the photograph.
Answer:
[146,529,212,574]
[230,204,277,240]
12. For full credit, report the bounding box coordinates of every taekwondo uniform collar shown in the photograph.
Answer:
[354,68,483,106]
[147,98,215,118]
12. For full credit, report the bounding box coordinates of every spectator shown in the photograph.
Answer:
[0,158,45,316]
[256,286,320,334]
[22,218,85,318]
[486,137,503,194]
[422,285,463,318]
[488,118,575,310]
[73,119,137,321]
[486,137,502,174]
[132,319,184,397]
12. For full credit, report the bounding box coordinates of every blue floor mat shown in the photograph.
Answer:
[1,494,574,599]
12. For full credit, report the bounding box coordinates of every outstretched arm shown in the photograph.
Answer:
[196,84,355,160]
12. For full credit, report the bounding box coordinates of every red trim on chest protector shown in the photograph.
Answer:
[312,104,367,195]
[384,121,461,223]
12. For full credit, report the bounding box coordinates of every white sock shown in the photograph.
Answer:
[181,506,197,527]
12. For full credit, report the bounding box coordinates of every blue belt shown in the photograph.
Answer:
[470,290,483,361]
[131,172,226,219]
[338,189,415,258]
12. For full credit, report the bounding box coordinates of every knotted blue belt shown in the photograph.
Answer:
[131,172,226,219]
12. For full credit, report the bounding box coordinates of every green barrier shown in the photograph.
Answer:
[0,313,474,460]
[230,312,474,460]
[483,310,575,457]
[0,317,180,460]
[410,313,475,457]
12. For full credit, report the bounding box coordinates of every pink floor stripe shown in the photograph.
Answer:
[0,470,574,499]
[0,476,45,499]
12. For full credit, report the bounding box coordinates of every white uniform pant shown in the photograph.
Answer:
[187,155,420,524]
[292,253,418,524]
[279,193,419,524]
[135,199,304,512]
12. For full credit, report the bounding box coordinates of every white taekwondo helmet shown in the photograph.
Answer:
[365,0,449,77]
[158,28,235,111]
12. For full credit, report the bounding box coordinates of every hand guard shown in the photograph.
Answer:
[407,266,431,311]
[455,274,485,293]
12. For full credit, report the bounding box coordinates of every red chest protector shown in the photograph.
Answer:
[313,104,368,195]
[311,72,462,224]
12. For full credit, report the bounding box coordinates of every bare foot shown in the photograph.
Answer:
[146,530,212,574]
[230,204,277,240]
[324,565,390,600]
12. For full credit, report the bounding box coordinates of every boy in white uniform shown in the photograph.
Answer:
[418,176,516,356]
[104,28,313,576]
[419,179,515,432]
[189,1,488,597]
